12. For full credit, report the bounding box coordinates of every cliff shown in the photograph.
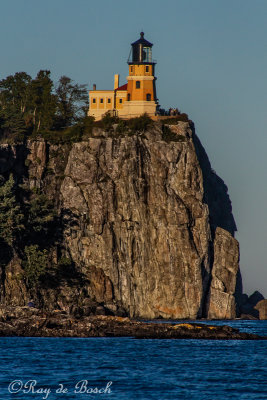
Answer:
[0,120,241,319]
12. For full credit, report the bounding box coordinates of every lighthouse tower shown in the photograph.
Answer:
[121,32,157,118]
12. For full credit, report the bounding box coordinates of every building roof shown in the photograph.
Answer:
[90,90,114,93]
[115,83,128,91]
[131,32,153,47]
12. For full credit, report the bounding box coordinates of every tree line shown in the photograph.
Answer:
[0,173,59,289]
[0,71,89,140]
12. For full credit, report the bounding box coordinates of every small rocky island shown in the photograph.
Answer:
[0,307,265,340]
[0,69,265,341]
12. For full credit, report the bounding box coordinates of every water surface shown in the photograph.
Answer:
[0,320,266,399]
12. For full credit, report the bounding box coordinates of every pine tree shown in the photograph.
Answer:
[30,70,57,132]
[26,192,57,245]
[23,245,48,287]
[0,174,24,247]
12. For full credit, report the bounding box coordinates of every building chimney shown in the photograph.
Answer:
[93,84,96,90]
[114,74,119,90]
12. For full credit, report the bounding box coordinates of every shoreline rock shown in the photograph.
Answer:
[0,307,265,340]
[255,299,267,320]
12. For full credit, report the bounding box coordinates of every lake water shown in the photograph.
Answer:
[0,320,266,400]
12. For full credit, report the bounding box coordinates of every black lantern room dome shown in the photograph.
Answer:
[131,32,153,47]
[128,32,156,65]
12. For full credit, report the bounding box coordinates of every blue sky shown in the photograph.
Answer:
[1,0,267,296]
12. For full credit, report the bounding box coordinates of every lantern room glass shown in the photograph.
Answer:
[143,47,152,63]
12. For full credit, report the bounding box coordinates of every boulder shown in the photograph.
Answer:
[255,299,267,320]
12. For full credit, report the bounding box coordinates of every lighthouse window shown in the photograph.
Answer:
[92,98,96,103]
[145,66,149,73]
[108,98,111,103]
[136,81,140,89]
[100,98,103,103]
[146,93,151,101]
[143,47,151,62]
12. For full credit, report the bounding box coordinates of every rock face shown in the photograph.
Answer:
[207,228,239,319]
[0,306,265,340]
[237,290,265,318]
[0,121,241,319]
[255,300,267,320]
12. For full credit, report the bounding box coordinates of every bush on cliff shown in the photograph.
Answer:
[128,113,152,133]
[0,174,24,248]
[26,191,57,246]
[101,112,119,131]
[162,125,186,143]
[92,113,152,136]
[23,245,48,288]
[38,124,83,144]
[162,114,189,124]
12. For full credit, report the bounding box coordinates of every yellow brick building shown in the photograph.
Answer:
[88,32,158,120]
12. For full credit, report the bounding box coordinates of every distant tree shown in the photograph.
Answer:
[0,174,24,247]
[30,70,57,132]
[0,72,32,114]
[0,106,27,139]
[55,76,88,127]
[0,72,32,139]
[0,70,89,137]
[0,70,58,134]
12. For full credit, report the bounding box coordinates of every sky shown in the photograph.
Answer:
[1,0,267,297]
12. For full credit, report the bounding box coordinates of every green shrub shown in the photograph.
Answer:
[177,113,189,122]
[81,116,95,136]
[101,112,119,131]
[36,124,83,144]
[61,124,83,142]
[115,119,128,134]
[162,125,186,143]
[23,245,48,287]
[58,257,72,268]
[0,174,25,247]
[26,192,57,239]
[162,114,189,125]
[128,113,152,132]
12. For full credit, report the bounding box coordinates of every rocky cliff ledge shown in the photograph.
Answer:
[0,120,242,319]
[0,307,265,340]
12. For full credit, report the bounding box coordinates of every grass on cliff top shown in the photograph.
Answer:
[160,114,189,124]
[93,113,153,134]
[25,114,153,144]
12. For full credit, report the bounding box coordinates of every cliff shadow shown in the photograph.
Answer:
[0,144,31,302]
[0,143,30,180]
[191,125,237,237]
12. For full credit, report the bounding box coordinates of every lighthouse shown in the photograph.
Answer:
[124,32,157,116]
[88,32,158,120]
